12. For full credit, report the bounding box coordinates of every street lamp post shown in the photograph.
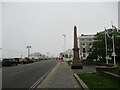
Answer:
[62,35,66,60]
[26,46,31,59]
[62,34,66,52]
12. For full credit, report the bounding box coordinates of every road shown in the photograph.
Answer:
[2,60,58,89]
[0,68,2,90]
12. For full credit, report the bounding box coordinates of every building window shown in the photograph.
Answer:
[65,54,68,58]
[83,53,86,57]
[83,48,86,53]
[83,43,85,45]
[89,43,92,46]
[89,48,92,52]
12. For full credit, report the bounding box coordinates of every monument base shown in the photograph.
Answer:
[71,60,83,69]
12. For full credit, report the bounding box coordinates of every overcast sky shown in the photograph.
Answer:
[2,1,118,58]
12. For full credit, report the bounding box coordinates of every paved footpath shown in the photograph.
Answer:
[37,62,82,88]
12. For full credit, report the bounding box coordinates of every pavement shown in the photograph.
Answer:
[37,62,83,88]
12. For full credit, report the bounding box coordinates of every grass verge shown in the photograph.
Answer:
[67,61,72,65]
[77,73,120,89]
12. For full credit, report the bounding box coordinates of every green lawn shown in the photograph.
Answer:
[117,63,120,66]
[108,67,120,76]
[78,73,120,89]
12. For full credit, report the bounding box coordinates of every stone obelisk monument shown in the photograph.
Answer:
[71,26,83,69]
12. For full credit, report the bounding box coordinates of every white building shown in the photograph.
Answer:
[59,49,73,61]
[78,34,95,60]
[30,52,42,59]
[65,49,73,58]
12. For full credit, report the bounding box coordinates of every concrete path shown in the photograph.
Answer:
[37,62,82,88]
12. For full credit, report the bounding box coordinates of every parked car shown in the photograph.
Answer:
[14,58,24,64]
[27,59,34,63]
[23,59,29,64]
[23,58,34,64]
[2,58,18,66]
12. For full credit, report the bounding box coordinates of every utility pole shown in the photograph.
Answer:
[26,46,31,59]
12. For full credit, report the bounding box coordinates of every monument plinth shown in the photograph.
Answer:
[71,26,83,69]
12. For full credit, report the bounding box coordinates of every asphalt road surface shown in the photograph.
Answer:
[0,68,2,90]
[2,60,58,89]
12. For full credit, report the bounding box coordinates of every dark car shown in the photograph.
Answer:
[23,59,29,64]
[14,58,24,64]
[27,59,34,63]
[2,58,18,66]
[23,58,34,64]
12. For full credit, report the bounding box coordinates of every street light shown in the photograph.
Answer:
[62,34,66,61]
[62,34,66,52]
[26,45,31,59]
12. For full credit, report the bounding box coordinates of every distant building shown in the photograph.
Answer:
[65,49,73,58]
[59,49,73,61]
[61,49,73,58]
[30,52,42,59]
[40,54,46,59]
[78,34,95,60]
